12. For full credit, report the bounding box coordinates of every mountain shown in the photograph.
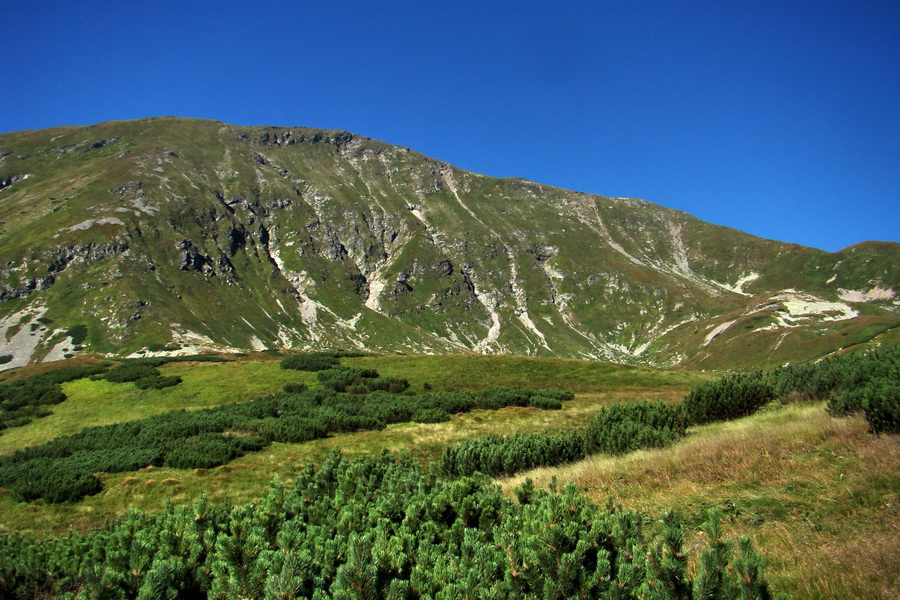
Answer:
[1,117,897,369]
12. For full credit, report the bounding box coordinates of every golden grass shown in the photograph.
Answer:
[501,403,900,600]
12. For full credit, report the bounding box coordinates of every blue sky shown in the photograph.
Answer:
[4,1,898,251]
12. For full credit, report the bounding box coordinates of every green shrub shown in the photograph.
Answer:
[866,383,900,434]
[411,408,450,423]
[0,380,573,502]
[316,367,379,392]
[528,395,563,410]
[0,451,778,598]
[164,434,263,470]
[440,430,586,478]
[13,466,102,504]
[475,386,573,411]
[476,386,532,409]
[65,324,88,346]
[280,354,339,371]
[104,363,160,383]
[422,392,476,414]
[0,363,109,430]
[282,382,308,394]
[682,373,774,425]
[830,380,900,434]
[585,400,685,455]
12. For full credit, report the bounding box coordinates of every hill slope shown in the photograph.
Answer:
[1,117,897,367]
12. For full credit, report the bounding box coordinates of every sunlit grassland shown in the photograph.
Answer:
[0,354,706,536]
[501,402,900,600]
[0,353,707,458]
[0,360,317,455]
[0,390,678,536]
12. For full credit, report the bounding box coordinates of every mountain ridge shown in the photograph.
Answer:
[1,117,897,369]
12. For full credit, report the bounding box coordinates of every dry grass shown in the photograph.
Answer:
[502,403,900,599]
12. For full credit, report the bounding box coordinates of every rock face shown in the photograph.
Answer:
[0,117,898,368]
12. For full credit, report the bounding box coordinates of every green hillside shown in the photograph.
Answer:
[1,117,897,369]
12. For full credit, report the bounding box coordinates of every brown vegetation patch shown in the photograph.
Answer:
[501,404,900,600]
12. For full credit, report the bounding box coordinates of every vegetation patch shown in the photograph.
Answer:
[440,399,683,478]
[0,369,572,503]
[438,348,899,482]
[502,403,900,600]
[99,362,183,391]
[0,364,109,433]
[684,345,900,433]
[280,353,339,371]
[64,324,88,346]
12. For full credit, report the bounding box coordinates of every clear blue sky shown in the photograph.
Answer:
[4,1,898,252]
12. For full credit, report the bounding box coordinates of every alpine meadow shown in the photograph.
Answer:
[0,118,898,599]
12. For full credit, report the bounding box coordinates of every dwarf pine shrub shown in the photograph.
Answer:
[0,450,782,599]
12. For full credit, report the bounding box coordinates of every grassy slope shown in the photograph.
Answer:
[3,117,897,368]
[501,403,900,600]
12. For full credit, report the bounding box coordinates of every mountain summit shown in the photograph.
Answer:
[1,117,897,369]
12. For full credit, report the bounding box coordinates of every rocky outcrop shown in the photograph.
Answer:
[0,173,30,191]
[176,239,213,273]
[0,243,129,302]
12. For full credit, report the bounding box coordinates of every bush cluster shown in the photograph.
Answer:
[817,346,900,433]
[682,373,774,425]
[441,399,684,478]
[316,367,409,394]
[440,431,586,478]
[681,346,900,433]
[280,353,339,371]
[100,362,183,390]
[475,386,572,410]
[0,450,779,599]
[0,364,109,432]
[585,400,686,455]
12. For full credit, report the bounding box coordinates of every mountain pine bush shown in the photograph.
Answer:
[678,346,899,433]
[281,353,340,371]
[440,431,586,477]
[682,373,775,425]
[585,400,686,455]
[0,450,783,598]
